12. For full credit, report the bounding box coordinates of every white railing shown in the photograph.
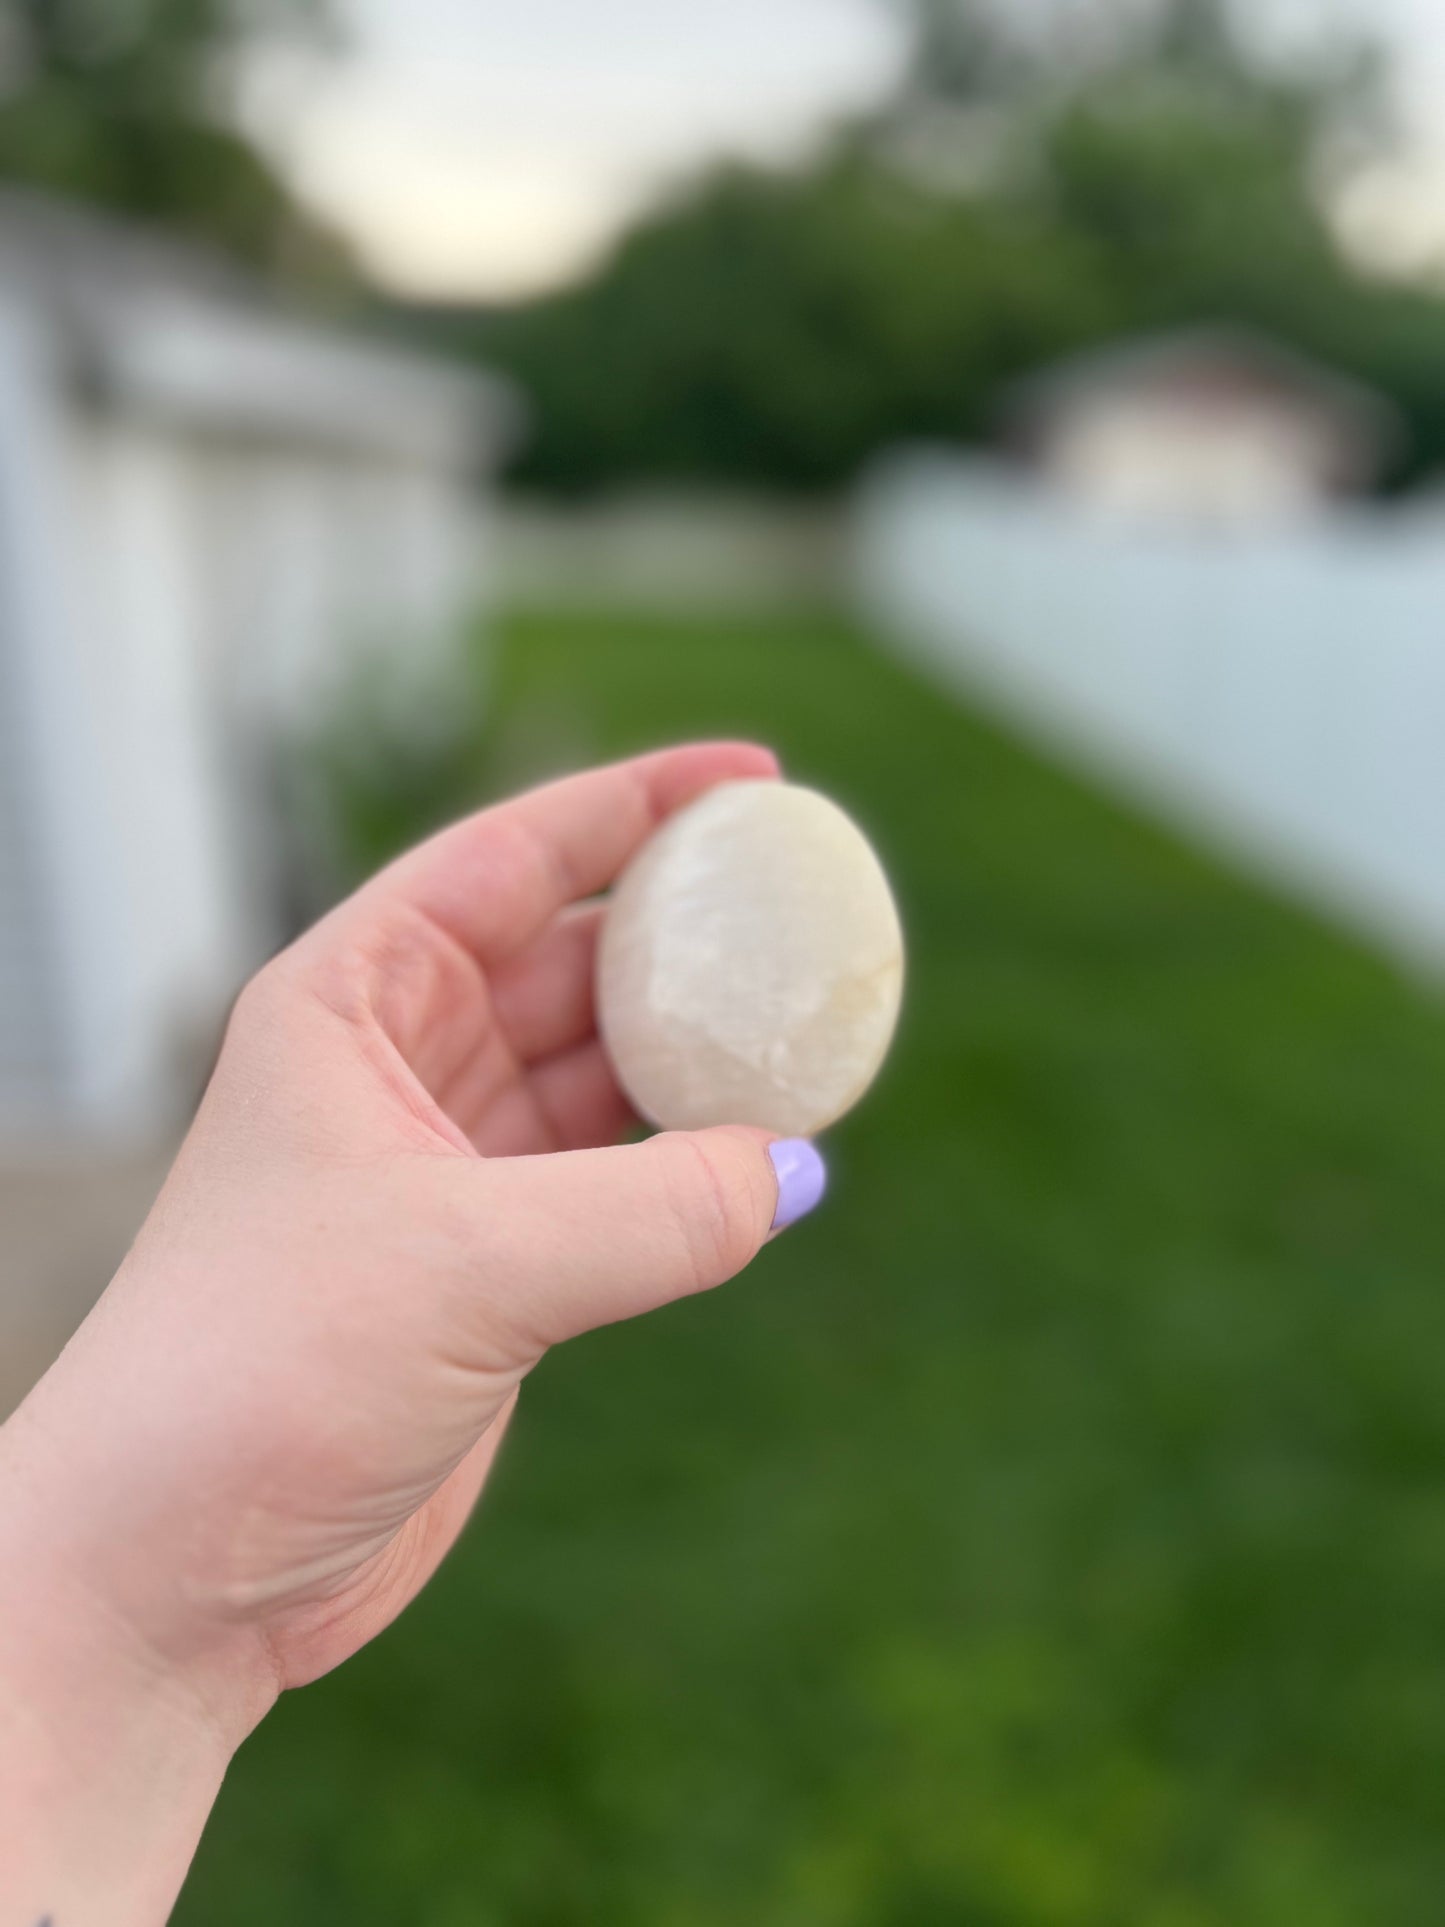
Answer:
[855,452,1445,968]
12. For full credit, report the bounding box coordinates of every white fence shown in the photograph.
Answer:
[856,453,1445,969]
[496,493,844,610]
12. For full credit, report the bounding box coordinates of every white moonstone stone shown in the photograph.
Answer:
[597,780,904,1136]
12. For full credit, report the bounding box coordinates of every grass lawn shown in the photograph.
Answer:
[178,604,1445,1926]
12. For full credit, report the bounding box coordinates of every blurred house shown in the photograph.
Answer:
[0,193,515,1142]
[1006,328,1398,527]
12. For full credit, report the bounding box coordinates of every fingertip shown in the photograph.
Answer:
[652,740,782,804]
[766,1137,827,1231]
[733,740,784,779]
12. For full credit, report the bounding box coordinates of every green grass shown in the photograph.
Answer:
[179,605,1445,1925]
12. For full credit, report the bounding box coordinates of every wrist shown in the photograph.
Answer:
[0,1579,230,1922]
[0,1401,277,1920]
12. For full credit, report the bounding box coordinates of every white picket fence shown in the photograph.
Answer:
[855,452,1445,969]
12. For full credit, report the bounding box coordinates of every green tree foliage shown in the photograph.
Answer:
[473,159,1122,495]
[462,0,1445,495]
[1017,2,1374,336]
[0,0,348,282]
[1013,8,1445,483]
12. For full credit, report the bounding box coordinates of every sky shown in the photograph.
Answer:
[242,0,904,300]
[239,0,1445,304]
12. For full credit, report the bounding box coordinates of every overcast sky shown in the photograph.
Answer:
[239,0,1445,302]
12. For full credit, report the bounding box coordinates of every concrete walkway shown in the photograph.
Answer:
[0,1146,173,1419]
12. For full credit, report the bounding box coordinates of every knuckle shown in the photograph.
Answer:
[226,960,284,1036]
[229,940,322,1035]
[663,1133,762,1291]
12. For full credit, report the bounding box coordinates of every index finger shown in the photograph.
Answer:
[352,741,780,963]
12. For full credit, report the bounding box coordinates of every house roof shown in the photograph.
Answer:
[0,190,521,469]
[1005,324,1401,467]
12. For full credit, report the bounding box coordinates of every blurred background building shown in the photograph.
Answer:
[0,192,512,1140]
[1002,327,1399,526]
[8,0,1445,1919]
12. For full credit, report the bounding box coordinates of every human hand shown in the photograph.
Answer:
[0,744,827,1922]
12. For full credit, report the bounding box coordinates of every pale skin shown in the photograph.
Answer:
[0,743,796,1923]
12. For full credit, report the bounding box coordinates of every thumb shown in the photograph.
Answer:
[461,1128,827,1351]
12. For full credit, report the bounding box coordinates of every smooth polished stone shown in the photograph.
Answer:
[598,780,904,1135]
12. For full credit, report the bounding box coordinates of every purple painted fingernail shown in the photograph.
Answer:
[768,1138,827,1230]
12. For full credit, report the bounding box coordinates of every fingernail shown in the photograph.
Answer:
[768,1138,827,1230]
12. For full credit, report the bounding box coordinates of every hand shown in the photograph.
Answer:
[0,744,827,1923]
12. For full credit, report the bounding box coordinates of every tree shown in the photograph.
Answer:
[448,0,1445,493]
[464,158,1120,495]
[0,0,348,283]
